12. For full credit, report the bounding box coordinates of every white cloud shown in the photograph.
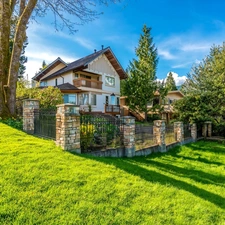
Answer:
[158,49,176,60]
[25,42,76,81]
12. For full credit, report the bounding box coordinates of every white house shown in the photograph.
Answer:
[32,47,127,114]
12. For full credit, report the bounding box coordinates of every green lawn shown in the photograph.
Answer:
[0,123,225,225]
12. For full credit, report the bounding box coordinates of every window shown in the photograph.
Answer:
[91,94,97,105]
[105,96,109,105]
[81,74,91,79]
[105,76,115,87]
[116,97,120,105]
[40,81,47,87]
[79,93,89,105]
[55,78,58,86]
[63,94,76,104]
[153,97,160,106]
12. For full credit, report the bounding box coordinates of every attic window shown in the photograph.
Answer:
[105,76,115,87]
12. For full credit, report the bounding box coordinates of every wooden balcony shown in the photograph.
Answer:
[105,104,120,115]
[73,78,102,89]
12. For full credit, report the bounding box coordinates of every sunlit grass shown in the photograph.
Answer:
[0,123,225,224]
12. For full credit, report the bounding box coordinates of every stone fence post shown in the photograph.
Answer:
[56,104,81,153]
[191,123,197,141]
[204,121,212,137]
[174,122,184,143]
[23,99,39,134]
[153,120,166,152]
[121,116,135,157]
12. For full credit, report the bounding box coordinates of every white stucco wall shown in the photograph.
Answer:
[41,62,66,80]
[44,72,73,86]
[85,54,121,95]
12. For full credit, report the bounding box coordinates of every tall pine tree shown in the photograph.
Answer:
[165,72,177,91]
[122,25,163,121]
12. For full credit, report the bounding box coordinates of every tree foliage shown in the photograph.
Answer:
[17,81,63,109]
[165,72,177,91]
[174,43,225,126]
[0,0,121,118]
[122,25,166,120]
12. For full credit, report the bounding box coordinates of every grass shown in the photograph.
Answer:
[0,123,225,225]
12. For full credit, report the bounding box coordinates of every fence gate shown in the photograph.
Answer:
[80,114,124,152]
[34,108,56,139]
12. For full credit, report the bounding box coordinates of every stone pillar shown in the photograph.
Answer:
[56,104,81,153]
[191,123,197,141]
[23,99,39,134]
[202,123,207,138]
[174,122,184,143]
[153,120,166,152]
[204,121,212,137]
[121,116,135,157]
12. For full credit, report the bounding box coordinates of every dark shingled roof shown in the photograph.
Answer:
[56,83,80,91]
[40,47,127,81]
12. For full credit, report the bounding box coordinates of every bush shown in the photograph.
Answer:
[0,117,23,130]
[80,123,95,151]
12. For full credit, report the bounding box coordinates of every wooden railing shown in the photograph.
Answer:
[105,105,120,115]
[73,78,102,89]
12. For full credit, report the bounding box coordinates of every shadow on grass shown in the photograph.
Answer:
[188,140,225,155]
[71,149,225,209]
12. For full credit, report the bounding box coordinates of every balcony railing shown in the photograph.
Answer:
[73,78,102,89]
[105,105,120,115]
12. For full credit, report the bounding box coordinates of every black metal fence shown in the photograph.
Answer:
[34,108,57,139]
[165,124,176,144]
[80,114,124,152]
[184,124,192,139]
[197,124,203,138]
[135,123,155,150]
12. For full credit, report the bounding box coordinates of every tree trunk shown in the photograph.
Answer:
[4,0,37,116]
[0,1,11,117]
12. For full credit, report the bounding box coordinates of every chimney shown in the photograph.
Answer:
[94,49,96,53]
[101,45,104,50]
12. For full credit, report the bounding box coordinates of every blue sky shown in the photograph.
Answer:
[26,0,225,85]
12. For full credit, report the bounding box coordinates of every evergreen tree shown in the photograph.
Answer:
[174,43,225,127]
[165,72,177,91]
[39,60,47,72]
[123,25,165,121]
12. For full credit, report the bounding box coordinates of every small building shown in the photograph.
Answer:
[32,47,127,115]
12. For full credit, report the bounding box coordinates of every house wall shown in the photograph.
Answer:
[41,62,66,80]
[45,72,73,86]
[85,55,121,95]
[166,92,183,101]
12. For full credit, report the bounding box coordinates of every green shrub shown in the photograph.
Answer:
[0,117,23,130]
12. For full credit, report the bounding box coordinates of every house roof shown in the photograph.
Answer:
[167,90,184,97]
[38,47,127,81]
[32,57,67,81]
[56,83,81,92]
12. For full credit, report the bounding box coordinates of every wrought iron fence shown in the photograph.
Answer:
[165,124,176,144]
[197,124,203,138]
[34,108,56,139]
[184,124,192,139]
[135,123,155,150]
[80,114,124,152]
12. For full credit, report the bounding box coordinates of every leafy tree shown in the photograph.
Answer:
[122,25,166,121]
[17,84,63,109]
[0,0,120,118]
[174,43,225,126]
[165,72,177,91]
